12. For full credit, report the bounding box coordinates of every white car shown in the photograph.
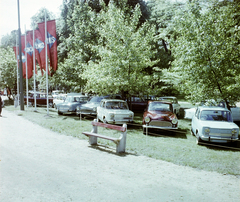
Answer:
[97,99,134,124]
[191,106,239,144]
[53,93,67,109]
[185,100,240,121]
[158,96,181,117]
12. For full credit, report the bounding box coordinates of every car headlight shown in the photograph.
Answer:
[129,113,133,118]
[110,113,114,119]
[232,129,237,135]
[76,106,80,111]
[204,128,210,133]
[93,107,97,112]
[144,116,151,123]
[172,118,178,125]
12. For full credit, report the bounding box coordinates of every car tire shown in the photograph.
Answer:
[58,110,63,115]
[196,132,202,145]
[191,128,195,136]
[103,117,107,124]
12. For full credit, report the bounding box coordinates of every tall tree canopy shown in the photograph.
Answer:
[82,1,159,98]
[169,0,240,103]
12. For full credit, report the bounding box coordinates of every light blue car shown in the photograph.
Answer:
[191,106,239,145]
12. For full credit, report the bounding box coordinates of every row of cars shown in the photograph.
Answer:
[25,92,240,145]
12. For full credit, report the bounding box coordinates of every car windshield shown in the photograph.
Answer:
[149,102,171,112]
[200,110,233,122]
[106,101,128,109]
[65,96,88,103]
[89,96,103,103]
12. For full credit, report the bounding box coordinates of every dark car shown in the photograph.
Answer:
[24,92,53,107]
[57,93,88,115]
[76,96,106,118]
[128,96,148,112]
[142,101,178,134]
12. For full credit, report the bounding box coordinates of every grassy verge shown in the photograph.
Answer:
[5,105,240,176]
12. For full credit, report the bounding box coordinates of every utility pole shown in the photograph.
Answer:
[17,0,24,110]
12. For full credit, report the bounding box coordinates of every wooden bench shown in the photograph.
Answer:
[82,119,127,153]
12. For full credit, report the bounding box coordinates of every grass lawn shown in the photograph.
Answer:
[5,103,240,176]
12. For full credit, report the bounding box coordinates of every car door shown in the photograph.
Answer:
[191,108,200,135]
[97,101,105,121]
[230,106,240,121]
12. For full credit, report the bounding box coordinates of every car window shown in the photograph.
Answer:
[106,101,128,109]
[195,109,200,119]
[149,102,171,112]
[200,110,233,122]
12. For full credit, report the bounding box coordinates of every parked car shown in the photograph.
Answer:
[24,92,53,107]
[76,96,107,118]
[200,100,240,122]
[158,96,181,117]
[129,96,148,112]
[142,101,178,134]
[191,106,239,145]
[52,90,64,99]
[185,99,240,122]
[53,94,67,109]
[57,93,88,115]
[97,99,134,124]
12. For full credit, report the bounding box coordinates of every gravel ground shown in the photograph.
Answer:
[0,108,239,202]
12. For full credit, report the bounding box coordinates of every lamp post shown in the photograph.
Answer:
[17,0,24,110]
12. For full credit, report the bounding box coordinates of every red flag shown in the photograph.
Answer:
[25,31,34,79]
[34,29,46,75]
[13,46,19,61]
[26,31,38,75]
[38,20,58,76]
[20,35,27,79]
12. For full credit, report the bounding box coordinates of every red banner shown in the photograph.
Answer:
[26,31,37,75]
[13,46,19,61]
[38,20,58,76]
[34,29,46,75]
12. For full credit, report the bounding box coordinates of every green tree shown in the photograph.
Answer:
[0,47,17,93]
[170,0,240,104]
[82,1,159,99]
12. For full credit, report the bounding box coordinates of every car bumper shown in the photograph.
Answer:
[142,125,178,130]
[200,134,238,143]
[107,119,133,124]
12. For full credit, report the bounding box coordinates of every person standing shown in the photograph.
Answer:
[0,95,2,117]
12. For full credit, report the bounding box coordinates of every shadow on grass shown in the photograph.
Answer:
[143,128,188,139]
[200,141,240,152]
[88,144,138,157]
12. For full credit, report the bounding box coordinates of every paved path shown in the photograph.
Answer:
[0,108,239,202]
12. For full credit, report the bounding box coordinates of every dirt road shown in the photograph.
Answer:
[0,109,239,202]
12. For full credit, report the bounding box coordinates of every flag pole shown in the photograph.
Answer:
[33,28,37,111]
[16,35,19,106]
[25,25,28,108]
[17,0,24,110]
[45,10,49,116]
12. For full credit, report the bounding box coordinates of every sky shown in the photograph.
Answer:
[0,0,64,39]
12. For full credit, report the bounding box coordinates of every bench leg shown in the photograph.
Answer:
[89,136,98,145]
[116,126,127,153]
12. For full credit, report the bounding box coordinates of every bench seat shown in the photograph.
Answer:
[82,132,120,144]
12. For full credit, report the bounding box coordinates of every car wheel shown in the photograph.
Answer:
[103,117,107,124]
[191,128,195,136]
[58,110,63,115]
[196,132,202,145]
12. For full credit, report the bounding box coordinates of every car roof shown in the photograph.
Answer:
[198,106,230,111]
[101,99,125,102]
[148,100,172,105]
[159,96,176,99]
